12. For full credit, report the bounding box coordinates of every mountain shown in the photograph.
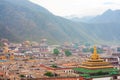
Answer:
[72,9,120,44]
[90,9,120,23]
[87,9,120,42]
[80,23,120,42]
[65,16,94,23]
[1,0,120,44]
[0,23,20,42]
[0,0,94,43]
[67,9,120,23]
[66,9,120,23]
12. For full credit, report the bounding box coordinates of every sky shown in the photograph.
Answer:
[30,0,120,17]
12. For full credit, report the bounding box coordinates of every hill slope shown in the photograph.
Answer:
[88,9,120,42]
[90,9,120,23]
[0,0,94,43]
[76,9,120,43]
[1,0,120,44]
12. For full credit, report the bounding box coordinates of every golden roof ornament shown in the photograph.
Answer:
[91,46,100,60]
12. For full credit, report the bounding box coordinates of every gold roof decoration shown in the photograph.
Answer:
[80,46,113,69]
[90,46,100,60]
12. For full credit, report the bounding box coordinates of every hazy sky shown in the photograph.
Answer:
[30,0,120,17]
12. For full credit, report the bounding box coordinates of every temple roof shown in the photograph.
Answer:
[79,46,113,69]
[73,68,118,74]
[73,46,120,79]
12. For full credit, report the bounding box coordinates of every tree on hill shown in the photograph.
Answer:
[65,50,72,56]
[19,74,25,78]
[0,42,4,48]
[53,48,60,56]
[44,71,58,77]
[44,71,54,77]
[82,48,90,53]
[51,64,58,68]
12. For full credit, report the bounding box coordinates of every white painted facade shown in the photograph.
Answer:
[93,77,112,80]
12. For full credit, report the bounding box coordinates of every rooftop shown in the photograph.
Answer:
[73,68,118,74]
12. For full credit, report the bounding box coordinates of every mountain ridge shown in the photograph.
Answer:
[0,0,94,43]
[69,9,120,44]
[0,0,120,44]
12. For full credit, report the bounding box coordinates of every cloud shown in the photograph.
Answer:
[29,0,120,17]
[104,2,116,5]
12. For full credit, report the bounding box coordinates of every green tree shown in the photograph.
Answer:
[90,48,94,53]
[65,50,72,56]
[85,43,91,47]
[19,74,25,78]
[82,48,90,52]
[0,42,4,47]
[53,48,60,55]
[97,48,103,53]
[51,64,58,68]
[44,71,54,77]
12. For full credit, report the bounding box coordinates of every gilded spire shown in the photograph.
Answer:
[91,46,100,60]
[93,46,97,55]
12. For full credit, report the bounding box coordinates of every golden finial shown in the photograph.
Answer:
[93,46,97,55]
[91,46,100,60]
